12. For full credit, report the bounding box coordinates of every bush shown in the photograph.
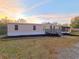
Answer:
[0,23,7,35]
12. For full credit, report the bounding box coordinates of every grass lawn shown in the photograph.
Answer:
[0,36,79,59]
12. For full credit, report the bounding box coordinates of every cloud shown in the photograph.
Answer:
[0,0,50,18]
[27,14,77,24]
[0,0,78,24]
[0,0,24,18]
[24,0,50,13]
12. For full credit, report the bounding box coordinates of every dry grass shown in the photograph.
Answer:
[0,36,79,59]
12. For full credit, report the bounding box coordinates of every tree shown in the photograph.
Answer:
[0,17,15,24]
[16,18,26,23]
[71,16,79,28]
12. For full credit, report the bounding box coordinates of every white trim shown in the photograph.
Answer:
[8,32,45,36]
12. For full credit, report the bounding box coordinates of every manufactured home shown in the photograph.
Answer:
[7,23,63,36]
[7,23,45,36]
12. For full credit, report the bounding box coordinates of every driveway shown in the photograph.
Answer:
[58,43,79,59]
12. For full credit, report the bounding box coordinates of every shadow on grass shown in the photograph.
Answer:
[70,34,79,36]
[62,33,79,36]
[1,34,79,41]
[0,34,61,41]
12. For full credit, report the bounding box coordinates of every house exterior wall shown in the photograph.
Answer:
[7,23,45,36]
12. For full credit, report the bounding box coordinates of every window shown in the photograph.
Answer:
[15,25,18,30]
[33,25,36,30]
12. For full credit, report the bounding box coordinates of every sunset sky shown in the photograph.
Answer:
[0,0,79,24]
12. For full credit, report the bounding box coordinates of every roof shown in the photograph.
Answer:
[7,23,62,26]
[7,23,43,25]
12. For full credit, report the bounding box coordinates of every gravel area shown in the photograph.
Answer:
[58,43,79,59]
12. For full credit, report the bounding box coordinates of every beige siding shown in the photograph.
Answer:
[7,23,45,36]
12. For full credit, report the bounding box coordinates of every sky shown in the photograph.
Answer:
[0,0,79,24]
